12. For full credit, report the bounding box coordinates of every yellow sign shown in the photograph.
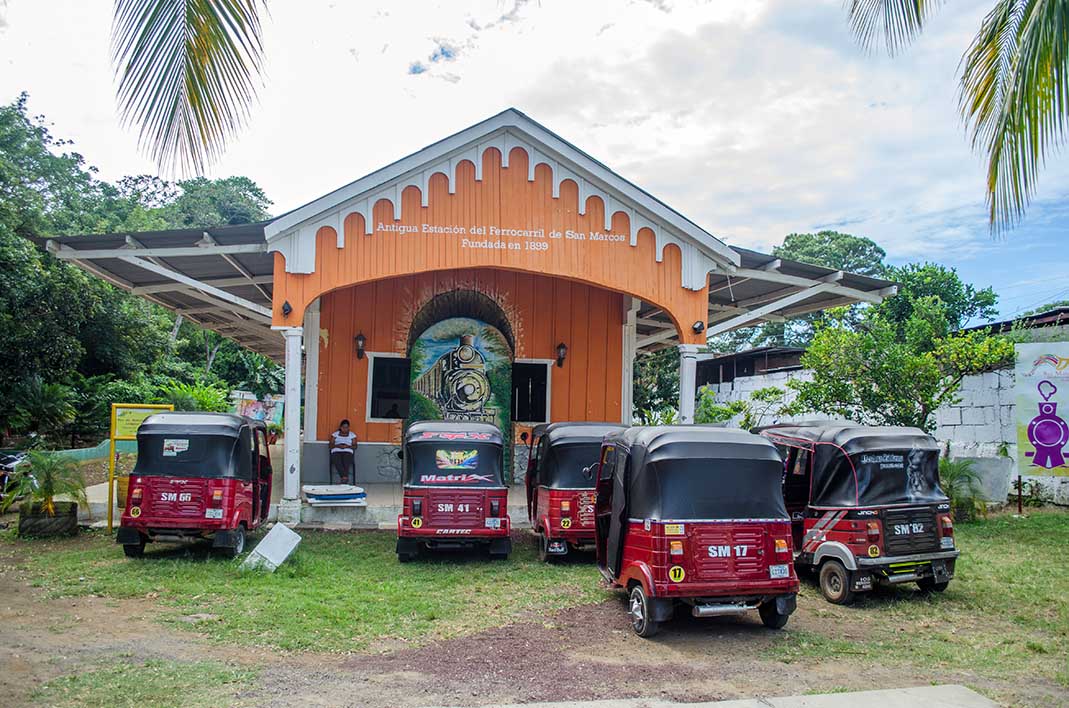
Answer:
[411,517,423,529]
[129,506,141,518]
[107,403,173,532]
[112,405,171,440]
[560,517,572,529]
[664,523,685,536]
[868,544,881,558]
[668,565,686,582]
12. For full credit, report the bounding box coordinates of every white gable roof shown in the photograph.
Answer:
[265,108,738,289]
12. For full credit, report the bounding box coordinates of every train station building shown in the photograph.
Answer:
[42,109,896,523]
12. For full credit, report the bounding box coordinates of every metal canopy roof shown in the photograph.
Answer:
[37,222,281,361]
[38,222,897,360]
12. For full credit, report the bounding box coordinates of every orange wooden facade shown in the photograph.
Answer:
[271,146,707,343]
[315,270,623,444]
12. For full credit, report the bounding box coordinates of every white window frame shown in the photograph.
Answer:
[512,358,553,425]
[366,351,410,423]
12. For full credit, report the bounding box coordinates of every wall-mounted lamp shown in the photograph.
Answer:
[556,342,568,368]
[281,300,293,316]
[355,332,366,359]
[692,320,706,334]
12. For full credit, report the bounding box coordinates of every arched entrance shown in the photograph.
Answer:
[407,291,515,477]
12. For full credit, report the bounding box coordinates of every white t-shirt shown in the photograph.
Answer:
[331,430,357,454]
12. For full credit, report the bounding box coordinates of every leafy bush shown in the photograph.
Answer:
[1,451,88,516]
[694,390,745,424]
[939,457,986,521]
[155,380,231,412]
[636,407,677,425]
[7,377,76,439]
[1012,478,1047,508]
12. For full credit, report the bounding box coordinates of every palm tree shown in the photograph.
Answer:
[111,0,266,175]
[847,0,1068,233]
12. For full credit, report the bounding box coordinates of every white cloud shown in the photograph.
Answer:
[0,0,1065,271]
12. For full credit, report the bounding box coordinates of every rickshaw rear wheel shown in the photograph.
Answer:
[629,585,661,638]
[818,560,855,605]
[122,537,145,558]
[917,577,949,593]
[221,525,246,559]
[537,533,558,563]
[758,601,790,629]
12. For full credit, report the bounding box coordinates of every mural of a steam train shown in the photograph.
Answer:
[413,334,498,423]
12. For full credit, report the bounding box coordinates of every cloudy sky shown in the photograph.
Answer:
[2,0,1066,320]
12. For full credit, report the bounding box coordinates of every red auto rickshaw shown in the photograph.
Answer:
[523,422,624,561]
[117,412,272,558]
[396,421,511,562]
[595,426,799,637]
[759,423,959,604]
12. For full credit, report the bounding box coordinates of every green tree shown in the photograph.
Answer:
[163,176,272,227]
[846,0,1069,231]
[633,349,679,422]
[786,309,1014,432]
[878,262,999,332]
[775,230,888,277]
[112,0,267,175]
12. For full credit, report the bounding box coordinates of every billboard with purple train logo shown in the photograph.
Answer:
[1015,343,1069,476]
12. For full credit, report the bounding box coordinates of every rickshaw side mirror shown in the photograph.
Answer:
[520,432,528,443]
[396,449,404,460]
[582,464,595,481]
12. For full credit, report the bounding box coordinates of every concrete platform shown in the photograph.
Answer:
[433,685,998,708]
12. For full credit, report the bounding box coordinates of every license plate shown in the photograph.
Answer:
[204,508,223,519]
[484,518,501,529]
[769,564,790,579]
[940,536,954,550]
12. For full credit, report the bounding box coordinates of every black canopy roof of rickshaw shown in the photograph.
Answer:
[536,422,626,447]
[758,422,939,457]
[404,420,504,446]
[758,422,945,507]
[137,412,264,439]
[605,425,781,461]
[602,425,788,521]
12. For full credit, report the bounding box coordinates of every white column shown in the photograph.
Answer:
[621,297,639,424]
[678,344,699,424]
[302,300,320,441]
[279,326,304,524]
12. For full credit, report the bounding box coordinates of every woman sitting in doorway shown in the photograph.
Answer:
[329,419,358,484]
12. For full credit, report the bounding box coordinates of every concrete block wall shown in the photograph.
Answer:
[705,365,1066,505]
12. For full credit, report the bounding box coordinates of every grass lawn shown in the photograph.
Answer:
[31,659,256,708]
[14,529,609,652]
[768,511,1069,691]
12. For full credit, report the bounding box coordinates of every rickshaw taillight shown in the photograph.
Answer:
[412,499,422,517]
[940,515,954,535]
[130,487,142,504]
[211,489,224,504]
[774,538,789,554]
[489,499,501,517]
[866,521,880,539]
[669,540,684,556]
[560,500,571,513]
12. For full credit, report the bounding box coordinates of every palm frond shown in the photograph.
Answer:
[111,0,266,175]
[959,0,1069,232]
[846,0,944,54]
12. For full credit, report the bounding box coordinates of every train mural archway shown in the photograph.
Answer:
[408,316,513,449]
